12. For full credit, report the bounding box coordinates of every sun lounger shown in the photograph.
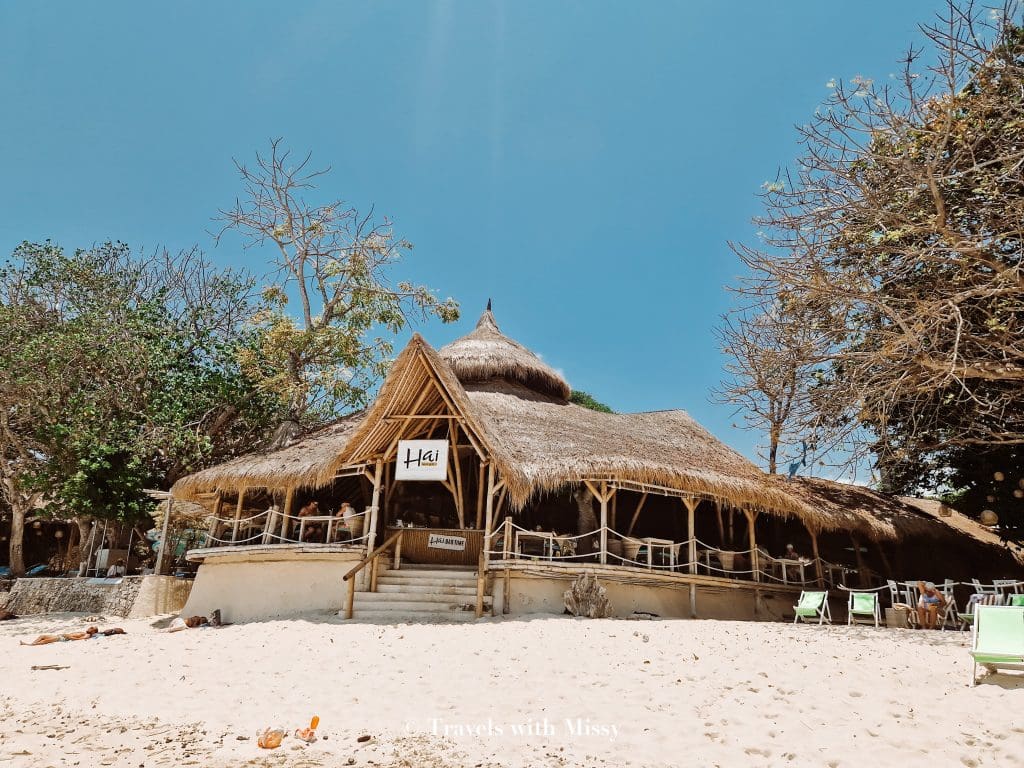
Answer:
[847,591,880,628]
[970,605,1024,685]
[793,590,831,625]
[1009,595,1024,608]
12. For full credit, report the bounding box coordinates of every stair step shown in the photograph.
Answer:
[351,598,482,612]
[355,592,486,605]
[344,609,480,623]
[380,568,477,581]
[398,564,477,572]
[377,577,479,589]
[376,584,479,596]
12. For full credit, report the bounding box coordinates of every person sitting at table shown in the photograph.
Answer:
[781,544,806,582]
[297,500,323,541]
[331,502,356,541]
[916,581,946,629]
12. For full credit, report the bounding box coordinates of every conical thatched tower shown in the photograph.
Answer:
[439,303,571,401]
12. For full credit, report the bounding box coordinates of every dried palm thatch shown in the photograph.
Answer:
[463,379,818,524]
[151,498,216,531]
[781,477,945,542]
[171,413,365,497]
[900,496,1024,566]
[439,307,571,401]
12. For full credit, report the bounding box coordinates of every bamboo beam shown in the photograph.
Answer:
[280,487,294,542]
[715,504,726,548]
[610,490,617,530]
[232,489,246,543]
[626,493,648,536]
[851,535,868,587]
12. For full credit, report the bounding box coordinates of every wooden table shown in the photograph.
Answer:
[773,558,809,585]
[515,530,557,559]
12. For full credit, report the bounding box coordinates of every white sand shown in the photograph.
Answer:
[0,612,1021,767]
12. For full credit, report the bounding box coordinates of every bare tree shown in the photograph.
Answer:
[215,139,459,436]
[728,1,1024,469]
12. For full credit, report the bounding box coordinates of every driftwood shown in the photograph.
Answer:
[563,572,612,618]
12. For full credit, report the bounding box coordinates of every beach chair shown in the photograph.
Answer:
[1009,595,1024,607]
[961,594,1005,631]
[847,591,880,628]
[970,605,1024,685]
[793,590,831,625]
[938,579,960,631]
[994,579,1022,597]
[972,579,999,597]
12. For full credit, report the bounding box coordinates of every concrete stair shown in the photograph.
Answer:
[347,565,489,622]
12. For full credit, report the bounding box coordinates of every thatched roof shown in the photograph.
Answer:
[171,413,365,497]
[782,477,945,542]
[901,496,1024,566]
[439,308,571,401]
[462,379,817,523]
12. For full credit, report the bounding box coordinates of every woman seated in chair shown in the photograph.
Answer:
[297,500,324,542]
[916,581,946,629]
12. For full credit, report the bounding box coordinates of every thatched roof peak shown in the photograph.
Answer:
[440,306,571,401]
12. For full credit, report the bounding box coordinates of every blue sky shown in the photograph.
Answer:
[0,1,947,470]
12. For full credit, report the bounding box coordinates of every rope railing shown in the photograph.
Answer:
[204,508,370,548]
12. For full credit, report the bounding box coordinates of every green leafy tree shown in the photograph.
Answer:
[0,242,280,574]
[216,139,459,441]
[569,390,614,414]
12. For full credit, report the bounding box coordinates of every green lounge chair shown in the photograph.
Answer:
[970,605,1024,685]
[961,594,1004,631]
[847,591,880,628]
[1009,595,1024,607]
[793,590,831,625]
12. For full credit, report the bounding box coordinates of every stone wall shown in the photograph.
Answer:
[1,575,191,617]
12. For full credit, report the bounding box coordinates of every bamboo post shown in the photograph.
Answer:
[742,510,760,583]
[450,427,465,528]
[483,464,496,567]
[683,497,698,575]
[610,490,617,530]
[345,576,356,619]
[811,531,824,587]
[851,535,868,587]
[232,489,246,543]
[394,532,403,571]
[475,550,485,618]
[370,555,380,592]
[475,463,486,529]
[599,481,608,565]
[715,504,726,549]
[503,515,512,559]
[503,565,511,615]
[280,487,294,542]
[366,459,383,554]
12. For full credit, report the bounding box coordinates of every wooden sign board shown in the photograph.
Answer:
[428,533,466,551]
[395,439,448,481]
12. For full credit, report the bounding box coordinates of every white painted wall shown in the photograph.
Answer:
[492,573,801,622]
[181,551,363,623]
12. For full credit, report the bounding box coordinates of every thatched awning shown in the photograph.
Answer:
[901,496,1024,565]
[461,380,817,524]
[171,413,365,497]
[781,477,946,542]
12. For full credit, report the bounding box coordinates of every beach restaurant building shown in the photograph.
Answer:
[170,308,1024,622]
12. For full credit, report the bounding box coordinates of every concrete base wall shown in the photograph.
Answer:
[181,550,365,623]
[490,571,803,622]
[1,575,190,617]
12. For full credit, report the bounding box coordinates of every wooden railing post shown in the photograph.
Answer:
[745,510,760,583]
[231,489,246,543]
[599,481,608,565]
[811,531,824,587]
[503,516,512,559]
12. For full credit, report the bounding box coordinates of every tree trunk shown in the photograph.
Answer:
[8,501,26,577]
[74,517,94,576]
[768,425,780,475]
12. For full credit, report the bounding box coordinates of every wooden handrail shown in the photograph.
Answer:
[343,529,403,582]
[342,529,403,620]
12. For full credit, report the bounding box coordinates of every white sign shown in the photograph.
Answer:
[395,439,449,481]
[428,533,466,551]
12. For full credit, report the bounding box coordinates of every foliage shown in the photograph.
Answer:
[216,139,460,427]
[725,2,1024,506]
[0,241,281,528]
[569,390,614,414]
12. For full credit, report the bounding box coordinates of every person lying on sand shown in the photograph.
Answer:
[19,627,125,645]
[0,609,17,621]
[164,609,223,633]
